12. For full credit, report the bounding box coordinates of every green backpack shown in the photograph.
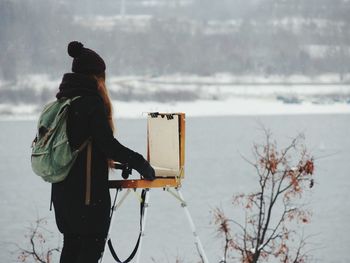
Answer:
[31,96,90,183]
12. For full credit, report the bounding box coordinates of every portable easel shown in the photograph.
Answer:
[100,113,209,263]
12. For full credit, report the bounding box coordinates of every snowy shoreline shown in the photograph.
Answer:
[1,73,350,120]
[1,98,349,121]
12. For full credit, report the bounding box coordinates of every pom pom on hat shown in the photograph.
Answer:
[68,41,84,58]
[67,41,106,75]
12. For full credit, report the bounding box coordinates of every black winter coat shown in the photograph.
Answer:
[52,73,146,237]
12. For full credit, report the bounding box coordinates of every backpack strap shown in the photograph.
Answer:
[85,140,92,205]
[74,138,92,206]
[50,184,53,211]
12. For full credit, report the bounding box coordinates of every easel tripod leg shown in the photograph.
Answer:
[176,189,210,263]
[136,189,150,263]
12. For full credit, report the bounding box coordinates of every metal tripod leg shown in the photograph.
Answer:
[172,188,209,263]
[136,189,150,263]
[167,188,210,263]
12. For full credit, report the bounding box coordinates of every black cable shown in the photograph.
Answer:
[107,189,147,263]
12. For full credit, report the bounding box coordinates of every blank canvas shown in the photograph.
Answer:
[148,115,180,177]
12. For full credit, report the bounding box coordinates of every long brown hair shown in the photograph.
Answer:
[93,73,116,168]
[93,72,115,132]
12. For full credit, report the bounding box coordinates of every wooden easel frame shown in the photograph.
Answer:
[109,113,186,189]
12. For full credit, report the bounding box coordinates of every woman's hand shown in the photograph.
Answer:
[137,160,156,180]
[130,153,156,180]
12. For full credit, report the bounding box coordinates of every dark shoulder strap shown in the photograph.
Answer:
[85,140,92,205]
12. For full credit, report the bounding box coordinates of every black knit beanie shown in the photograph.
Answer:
[67,41,106,75]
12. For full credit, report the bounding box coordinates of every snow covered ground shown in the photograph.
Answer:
[112,98,350,119]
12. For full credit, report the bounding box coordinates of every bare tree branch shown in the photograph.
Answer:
[213,131,316,263]
[17,218,60,263]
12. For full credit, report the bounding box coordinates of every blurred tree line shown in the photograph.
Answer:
[0,0,349,81]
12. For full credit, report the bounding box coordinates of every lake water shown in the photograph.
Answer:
[0,114,349,263]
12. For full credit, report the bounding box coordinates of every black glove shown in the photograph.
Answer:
[129,152,156,180]
[137,160,156,180]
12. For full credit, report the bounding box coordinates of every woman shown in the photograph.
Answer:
[52,41,155,263]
